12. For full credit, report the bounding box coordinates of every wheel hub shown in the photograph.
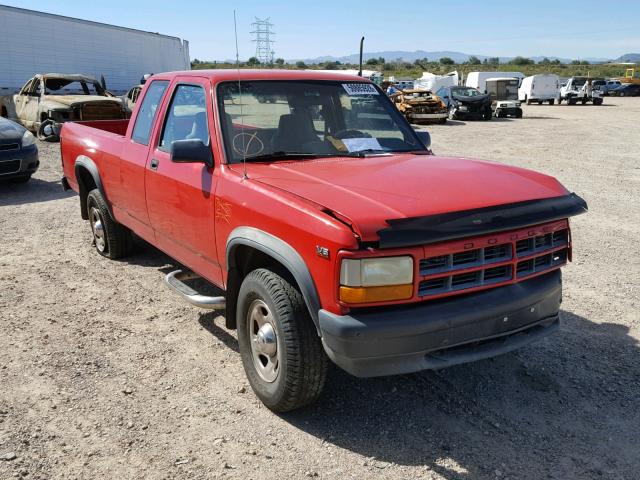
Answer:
[90,207,106,252]
[248,299,280,383]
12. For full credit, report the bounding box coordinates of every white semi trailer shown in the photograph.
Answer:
[0,5,190,95]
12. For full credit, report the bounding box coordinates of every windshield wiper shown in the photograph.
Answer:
[243,151,329,162]
[343,149,390,157]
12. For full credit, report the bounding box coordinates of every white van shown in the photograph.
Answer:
[465,71,525,94]
[518,74,560,105]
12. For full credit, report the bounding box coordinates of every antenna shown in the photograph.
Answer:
[234,10,248,180]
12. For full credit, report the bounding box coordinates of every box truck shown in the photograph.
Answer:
[465,71,525,94]
[518,74,560,105]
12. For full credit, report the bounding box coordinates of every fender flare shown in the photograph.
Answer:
[74,155,111,219]
[226,227,322,329]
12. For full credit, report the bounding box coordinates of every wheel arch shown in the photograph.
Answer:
[226,227,322,334]
[74,155,111,220]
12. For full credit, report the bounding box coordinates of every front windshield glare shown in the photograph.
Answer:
[217,80,425,162]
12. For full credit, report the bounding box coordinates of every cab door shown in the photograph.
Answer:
[15,78,39,129]
[144,77,222,285]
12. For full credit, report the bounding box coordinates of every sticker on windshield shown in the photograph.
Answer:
[342,137,383,152]
[342,83,379,96]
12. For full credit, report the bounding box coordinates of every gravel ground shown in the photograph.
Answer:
[1,98,638,480]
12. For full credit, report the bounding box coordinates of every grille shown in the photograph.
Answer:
[81,103,124,121]
[420,243,511,275]
[0,159,21,175]
[418,226,570,298]
[516,229,568,257]
[418,265,512,296]
[0,143,19,151]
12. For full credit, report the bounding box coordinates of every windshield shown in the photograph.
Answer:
[451,87,482,97]
[217,80,426,163]
[44,79,106,96]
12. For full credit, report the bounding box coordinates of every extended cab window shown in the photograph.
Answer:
[132,80,169,145]
[160,84,209,150]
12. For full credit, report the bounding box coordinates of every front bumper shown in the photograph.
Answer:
[319,270,562,377]
[410,112,448,119]
[0,144,39,180]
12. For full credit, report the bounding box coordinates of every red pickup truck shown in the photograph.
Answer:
[60,70,587,412]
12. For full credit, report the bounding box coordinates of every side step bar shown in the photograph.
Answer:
[164,270,226,310]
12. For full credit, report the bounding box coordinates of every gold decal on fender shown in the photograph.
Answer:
[215,198,232,224]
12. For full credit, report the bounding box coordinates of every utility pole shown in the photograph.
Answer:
[251,17,275,64]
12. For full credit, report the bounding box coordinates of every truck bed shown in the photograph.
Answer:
[73,119,130,137]
[60,119,130,194]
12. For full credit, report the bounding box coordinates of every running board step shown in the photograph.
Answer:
[164,270,226,310]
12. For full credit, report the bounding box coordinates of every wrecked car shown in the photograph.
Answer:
[391,89,448,124]
[436,85,493,120]
[10,74,127,140]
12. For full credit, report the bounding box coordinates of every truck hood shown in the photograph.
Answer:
[245,154,569,241]
[42,95,122,108]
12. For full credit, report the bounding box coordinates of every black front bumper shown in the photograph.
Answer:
[319,270,562,377]
[0,144,39,180]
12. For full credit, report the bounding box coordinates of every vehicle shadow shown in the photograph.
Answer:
[0,177,74,206]
[276,310,639,479]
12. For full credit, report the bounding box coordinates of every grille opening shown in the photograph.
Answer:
[517,259,534,275]
[421,277,448,291]
[552,249,567,264]
[0,160,21,175]
[484,265,511,281]
[553,229,568,244]
[422,255,448,271]
[534,254,552,269]
[0,143,19,151]
[534,233,553,249]
[452,249,480,266]
[516,238,533,255]
[484,244,509,261]
[451,271,480,288]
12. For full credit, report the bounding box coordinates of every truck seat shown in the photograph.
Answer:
[271,113,319,152]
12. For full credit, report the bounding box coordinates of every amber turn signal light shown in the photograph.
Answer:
[339,284,413,304]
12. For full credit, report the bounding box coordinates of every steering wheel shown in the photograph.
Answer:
[332,129,371,140]
[232,132,264,157]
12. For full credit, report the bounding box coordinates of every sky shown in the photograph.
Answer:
[3,0,639,61]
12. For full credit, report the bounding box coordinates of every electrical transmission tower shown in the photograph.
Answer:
[251,17,275,64]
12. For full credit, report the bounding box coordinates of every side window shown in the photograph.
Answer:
[159,84,208,150]
[131,80,169,145]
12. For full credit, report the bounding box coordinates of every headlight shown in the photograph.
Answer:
[21,130,36,147]
[339,256,414,304]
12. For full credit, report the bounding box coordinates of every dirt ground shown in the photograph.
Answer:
[1,98,638,480]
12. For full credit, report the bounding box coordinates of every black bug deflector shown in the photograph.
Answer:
[377,193,588,249]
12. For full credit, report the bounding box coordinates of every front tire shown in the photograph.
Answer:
[237,268,327,412]
[86,189,132,259]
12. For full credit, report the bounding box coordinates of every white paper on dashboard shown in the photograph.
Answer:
[342,137,383,152]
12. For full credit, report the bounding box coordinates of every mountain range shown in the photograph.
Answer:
[295,50,638,64]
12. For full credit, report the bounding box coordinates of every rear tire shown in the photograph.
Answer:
[482,105,492,120]
[237,268,327,412]
[86,189,132,259]
[537,100,543,105]
[548,99,555,105]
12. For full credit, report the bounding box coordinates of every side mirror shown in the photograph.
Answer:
[415,130,431,149]
[170,139,213,168]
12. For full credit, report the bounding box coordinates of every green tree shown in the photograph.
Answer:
[295,61,307,69]
[274,58,285,66]
[468,55,481,64]
[487,57,500,65]
[538,57,551,65]
[247,57,260,66]
[366,58,379,65]
[440,57,455,65]
[512,56,534,65]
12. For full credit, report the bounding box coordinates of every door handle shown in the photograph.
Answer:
[150,158,159,170]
